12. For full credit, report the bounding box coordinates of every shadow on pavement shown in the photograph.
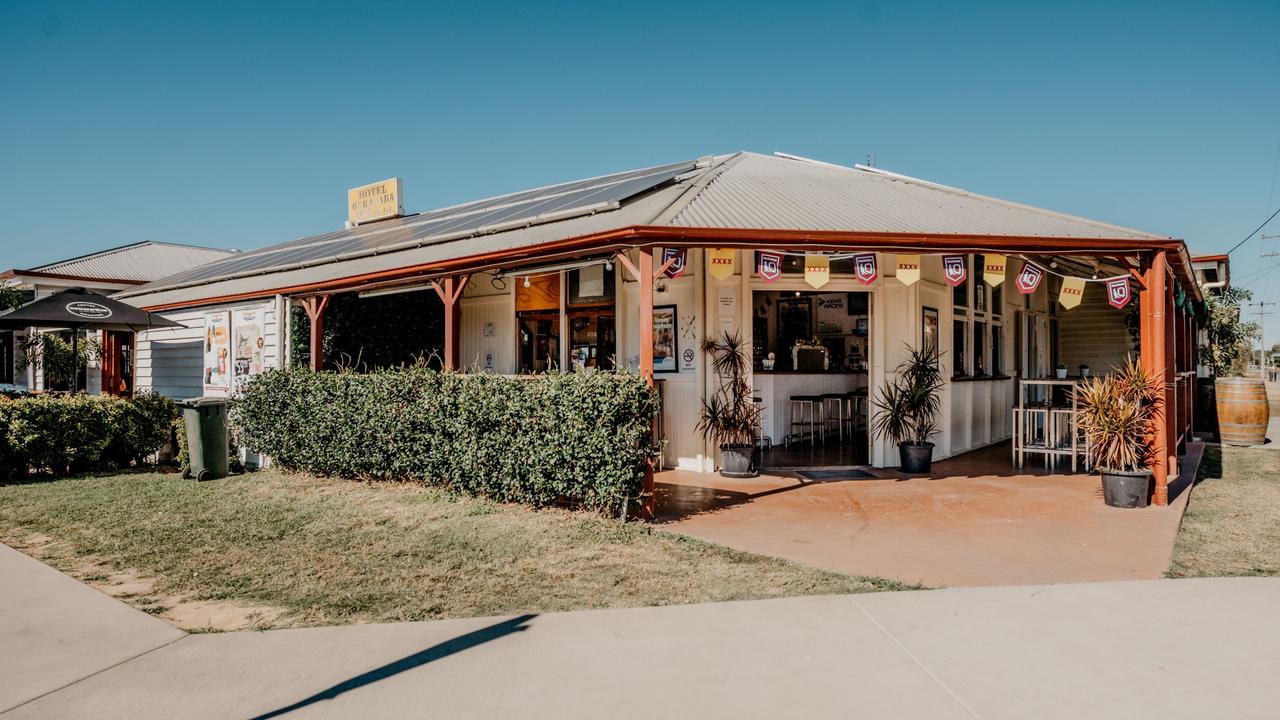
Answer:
[248,613,537,720]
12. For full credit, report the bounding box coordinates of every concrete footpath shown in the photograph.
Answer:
[3,545,1279,719]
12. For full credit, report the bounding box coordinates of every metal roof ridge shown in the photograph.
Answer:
[652,152,747,227]
[849,164,1171,241]
[27,240,237,273]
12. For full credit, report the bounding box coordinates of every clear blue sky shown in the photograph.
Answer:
[3,1,1278,326]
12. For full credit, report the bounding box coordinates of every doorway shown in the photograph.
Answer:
[749,289,872,469]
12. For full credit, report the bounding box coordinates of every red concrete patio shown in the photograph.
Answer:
[655,442,1202,587]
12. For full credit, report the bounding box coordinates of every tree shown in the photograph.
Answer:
[0,286,22,311]
[1200,287,1258,377]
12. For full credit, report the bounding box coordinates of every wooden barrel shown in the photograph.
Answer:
[1215,377,1270,446]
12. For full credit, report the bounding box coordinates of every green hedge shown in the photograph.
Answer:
[0,392,177,478]
[230,367,660,512]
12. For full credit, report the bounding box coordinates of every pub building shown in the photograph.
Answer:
[116,152,1205,510]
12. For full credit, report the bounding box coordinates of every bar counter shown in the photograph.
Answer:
[753,371,867,445]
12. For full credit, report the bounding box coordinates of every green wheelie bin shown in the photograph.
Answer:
[179,398,229,481]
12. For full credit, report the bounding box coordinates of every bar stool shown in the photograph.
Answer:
[753,396,772,449]
[788,395,824,447]
[848,389,869,432]
[821,393,850,442]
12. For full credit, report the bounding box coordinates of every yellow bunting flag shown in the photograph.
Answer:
[708,248,736,280]
[983,254,1007,287]
[1059,276,1086,309]
[896,254,921,286]
[804,254,831,289]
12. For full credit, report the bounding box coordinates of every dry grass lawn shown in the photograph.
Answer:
[1168,445,1280,578]
[0,469,914,630]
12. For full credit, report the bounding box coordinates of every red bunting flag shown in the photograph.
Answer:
[942,255,967,287]
[757,251,782,282]
[1015,261,1044,294]
[661,248,687,278]
[853,253,878,284]
[1106,277,1132,309]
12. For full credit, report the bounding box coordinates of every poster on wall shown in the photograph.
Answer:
[202,311,232,396]
[232,307,267,395]
[922,306,940,364]
[653,304,679,373]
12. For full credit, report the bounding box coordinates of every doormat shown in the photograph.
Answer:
[796,468,877,480]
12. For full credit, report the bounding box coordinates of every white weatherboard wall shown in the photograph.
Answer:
[135,300,282,400]
[460,272,516,374]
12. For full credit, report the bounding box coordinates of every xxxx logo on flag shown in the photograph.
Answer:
[757,251,783,282]
[1106,277,1132,309]
[896,254,921,286]
[943,255,967,287]
[804,254,831,289]
[853,253,878,285]
[984,254,1008,287]
[661,248,687,278]
[708,248,736,280]
[1058,276,1086,309]
[1015,261,1044,294]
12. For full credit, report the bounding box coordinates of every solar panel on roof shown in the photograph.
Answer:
[125,159,696,294]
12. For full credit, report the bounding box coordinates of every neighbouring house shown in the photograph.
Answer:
[1190,253,1229,296]
[0,241,238,395]
[117,152,1207,507]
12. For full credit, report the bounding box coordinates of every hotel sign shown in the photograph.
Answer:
[348,178,404,225]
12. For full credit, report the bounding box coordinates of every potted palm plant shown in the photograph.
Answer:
[697,332,762,478]
[1074,357,1162,508]
[871,346,944,473]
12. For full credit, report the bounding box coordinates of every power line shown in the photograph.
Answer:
[1227,206,1280,255]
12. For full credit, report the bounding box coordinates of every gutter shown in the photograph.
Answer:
[134,225,1201,313]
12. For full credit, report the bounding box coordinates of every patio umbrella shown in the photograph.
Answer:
[0,287,183,392]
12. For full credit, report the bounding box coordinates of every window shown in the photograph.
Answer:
[951,255,1003,379]
[518,314,560,373]
[952,267,969,309]
[991,325,1003,376]
[973,321,987,376]
[953,319,968,377]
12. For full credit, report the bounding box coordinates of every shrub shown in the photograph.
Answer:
[0,392,177,478]
[231,367,660,513]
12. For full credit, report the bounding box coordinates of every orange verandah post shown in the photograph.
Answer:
[299,294,331,372]
[1139,251,1172,506]
[430,274,471,371]
[615,248,660,518]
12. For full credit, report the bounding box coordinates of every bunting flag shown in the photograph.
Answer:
[804,254,831,289]
[661,248,687,278]
[853,253,878,284]
[1015,261,1044,294]
[708,248,736,280]
[983,254,1008,287]
[943,255,967,286]
[896,254,921,286]
[1058,276,1086,309]
[757,251,782,282]
[1106,276,1132,309]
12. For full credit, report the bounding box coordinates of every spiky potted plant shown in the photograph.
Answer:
[697,331,762,478]
[871,345,944,473]
[1074,356,1163,508]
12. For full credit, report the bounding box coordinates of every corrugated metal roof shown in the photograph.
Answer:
[669,153,1168,240]
[117,151,1173,306]
[31,241,238,282]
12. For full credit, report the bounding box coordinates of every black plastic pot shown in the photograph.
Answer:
[898,441,934,473]
[1100,468,1152,508]
[719,444,758,478]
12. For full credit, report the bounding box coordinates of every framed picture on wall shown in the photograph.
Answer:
[922,306,940,363]
[653,304,679,373]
